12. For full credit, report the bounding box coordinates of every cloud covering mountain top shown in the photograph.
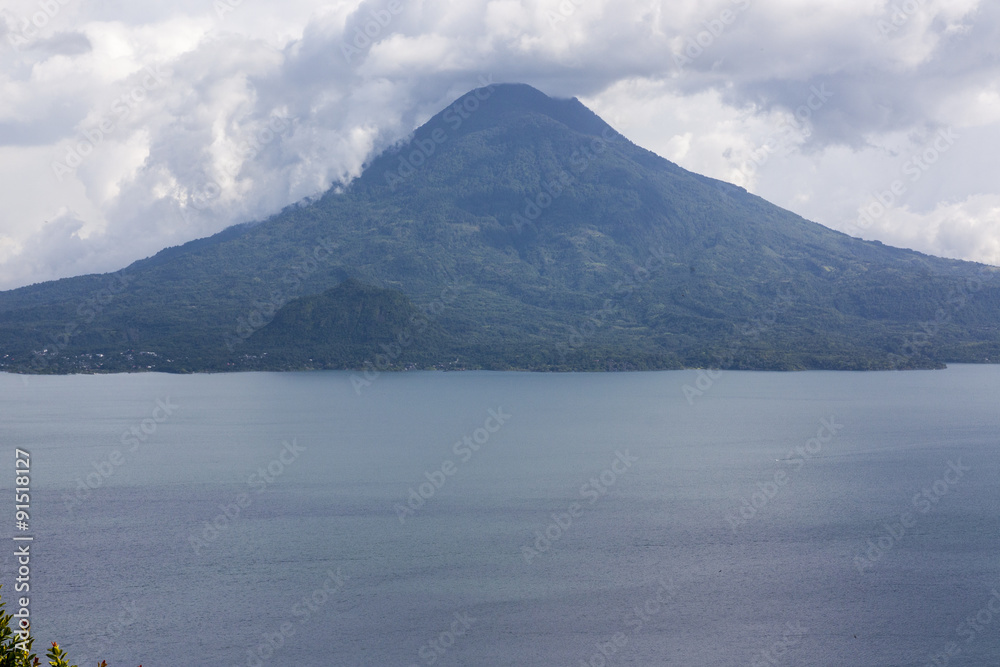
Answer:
[1,0,997,289]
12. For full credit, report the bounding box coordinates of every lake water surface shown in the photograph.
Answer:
[2,367,999,666]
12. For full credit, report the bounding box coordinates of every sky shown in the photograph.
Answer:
[0,0,998,290]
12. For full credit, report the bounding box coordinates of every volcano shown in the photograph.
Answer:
[2,83,999,374]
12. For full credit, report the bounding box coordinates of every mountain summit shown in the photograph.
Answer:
[1,83,998,373]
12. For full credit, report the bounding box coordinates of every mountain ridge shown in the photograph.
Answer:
[1,83,998,374]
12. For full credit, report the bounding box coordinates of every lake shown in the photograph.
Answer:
[2,366,999,666]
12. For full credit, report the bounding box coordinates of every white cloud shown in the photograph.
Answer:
[0,0,999,290]
[857,193,1000,265]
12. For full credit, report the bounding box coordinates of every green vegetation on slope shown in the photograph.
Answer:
[1,84,998,373]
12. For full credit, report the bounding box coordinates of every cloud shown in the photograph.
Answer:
[0,0,998,289]
[861,193,1000,266]
[23,30,92,56]
[0,210,96,288]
